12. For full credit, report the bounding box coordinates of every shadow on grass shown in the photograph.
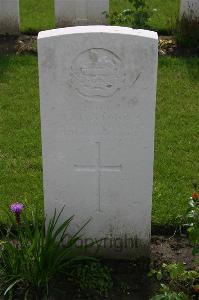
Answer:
[0,52,16,79]
[182,56,199,82]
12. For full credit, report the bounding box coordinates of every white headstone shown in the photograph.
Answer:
[180,0,199,19]
[0,0,20,35]
[38,26,158,259]
[55,0,108,27]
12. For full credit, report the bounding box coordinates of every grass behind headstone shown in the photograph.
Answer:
[0,55,43,220]
[19,0,180,34]
[111,0,180,34]
[20,0,55,33]
[153,57,199,225]
[0,55,198,226]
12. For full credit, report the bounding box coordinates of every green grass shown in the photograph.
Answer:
[148,0,179,33]
[19,0,180,34]
[153,57,199,225]
[0,55,198,226]
[20,0,55,33]
[0,55,43,219]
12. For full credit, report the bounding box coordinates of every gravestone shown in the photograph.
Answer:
[38,26,158,259]
[0,0,20,35]
[180,0,199,19]
[55,0,108,27]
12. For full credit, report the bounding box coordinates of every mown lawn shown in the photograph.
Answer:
[19,0,180,34]
[153,57,199,225]
[0,55,43,220]
[20,0,55,33]
[0,54,198,225]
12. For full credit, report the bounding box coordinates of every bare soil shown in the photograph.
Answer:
[50,235,198,300]
[0,34,37,55]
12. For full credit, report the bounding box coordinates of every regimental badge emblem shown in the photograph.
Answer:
[71,48,127,98]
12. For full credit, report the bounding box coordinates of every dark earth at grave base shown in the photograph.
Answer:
[0,34,199,57]
[47,235,198,300]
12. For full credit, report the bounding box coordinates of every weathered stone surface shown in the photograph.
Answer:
[38,26,158,259]
[0,0,20,35]
[180,0,199,19]
[55,0,108,27]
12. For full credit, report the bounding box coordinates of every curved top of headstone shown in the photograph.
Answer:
[38,25,158,41]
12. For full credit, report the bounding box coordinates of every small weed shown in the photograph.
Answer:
[67,261,112,297]
[149,188,199,299]
[107,0,152,29]
[151,284,189,300]
[120,281,130,295]
[185,184,199,255]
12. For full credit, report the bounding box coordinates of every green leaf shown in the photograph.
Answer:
[156,270,162,281]
[4,279,22,295]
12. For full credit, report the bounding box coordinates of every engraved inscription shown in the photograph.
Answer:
[71,48,127,98]
[74,142,122,211]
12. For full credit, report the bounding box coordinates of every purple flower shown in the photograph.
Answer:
[10,202,24,214]
[10,202,24,224]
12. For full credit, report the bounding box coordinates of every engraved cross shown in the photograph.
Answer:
[74,142,122,212]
